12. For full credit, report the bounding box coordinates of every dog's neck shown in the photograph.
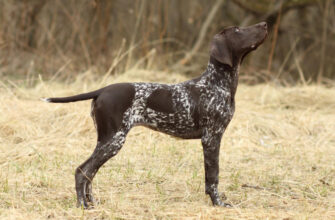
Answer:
[203,57,239,97]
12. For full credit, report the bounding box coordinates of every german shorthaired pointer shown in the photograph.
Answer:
[42,22,267,209]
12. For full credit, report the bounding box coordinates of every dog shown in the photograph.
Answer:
[42,22,267,209]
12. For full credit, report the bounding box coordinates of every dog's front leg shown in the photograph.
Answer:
[201,130,231,207]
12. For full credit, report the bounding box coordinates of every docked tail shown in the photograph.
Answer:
[41,88,104,103]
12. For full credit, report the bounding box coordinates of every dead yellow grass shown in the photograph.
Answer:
[0,69,335,219]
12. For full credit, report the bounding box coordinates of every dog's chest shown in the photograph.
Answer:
[198,84,234,129]
[195,68,236,129]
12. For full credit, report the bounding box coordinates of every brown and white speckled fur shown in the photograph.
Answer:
[42,22,268,209]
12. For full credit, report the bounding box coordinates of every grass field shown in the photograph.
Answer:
[0,69,335,219]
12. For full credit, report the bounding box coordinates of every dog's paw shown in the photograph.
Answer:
[77,199,93,210]
[85,194,96,204]
[215,200,233,208]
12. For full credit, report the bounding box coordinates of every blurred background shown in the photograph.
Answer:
[0,0,334,84]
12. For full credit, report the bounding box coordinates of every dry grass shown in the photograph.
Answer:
[0,69,335,219]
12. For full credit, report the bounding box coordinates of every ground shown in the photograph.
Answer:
[0,70,334,219]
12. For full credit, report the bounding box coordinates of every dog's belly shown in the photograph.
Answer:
[144,124,202,139]
[133,107,202,139]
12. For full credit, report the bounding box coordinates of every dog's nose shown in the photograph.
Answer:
[259,22,267,30]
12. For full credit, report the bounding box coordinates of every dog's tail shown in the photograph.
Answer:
[41,88,104,103]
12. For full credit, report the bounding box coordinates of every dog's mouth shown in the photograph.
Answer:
[257,30,268,47]
[249,22,268,50]
[240,29,267,64]
[251,28,268,50]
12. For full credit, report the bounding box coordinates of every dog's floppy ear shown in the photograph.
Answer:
[210,35,233,67]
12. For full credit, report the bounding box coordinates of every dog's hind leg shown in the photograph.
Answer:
[76,100,132,209]
[75,127,130,209]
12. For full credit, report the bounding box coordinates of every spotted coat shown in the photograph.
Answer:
[44,22,268,209]
[117,62,237,141]
[66,59,239,208]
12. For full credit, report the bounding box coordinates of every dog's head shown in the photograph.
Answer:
[210,22,268,67]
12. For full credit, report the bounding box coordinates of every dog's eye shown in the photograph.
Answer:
[235,27,240,33]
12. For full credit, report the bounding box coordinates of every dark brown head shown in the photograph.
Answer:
[210,22,268,67]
